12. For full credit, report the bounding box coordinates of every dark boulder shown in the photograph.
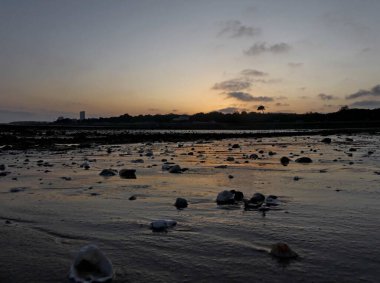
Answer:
[216,190,235,205]
[270,243,298,259]
[99,169,118,177]
[295,157,312,163]
[280,156,290,166]
[321,138,332,144]
[169,165,182,173]
[119,169,137,179]
[174,198,188,209]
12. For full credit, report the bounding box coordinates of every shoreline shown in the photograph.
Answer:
[1,125,380,150]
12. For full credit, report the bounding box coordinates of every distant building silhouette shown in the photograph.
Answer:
[80,111,86,120]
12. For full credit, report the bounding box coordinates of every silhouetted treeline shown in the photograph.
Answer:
[52,108,380,129]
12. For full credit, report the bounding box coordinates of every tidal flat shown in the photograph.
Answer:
[1,134,380,282]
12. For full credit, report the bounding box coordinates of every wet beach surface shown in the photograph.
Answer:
[1,134,380,282]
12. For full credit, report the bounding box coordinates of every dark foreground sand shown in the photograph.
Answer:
[1,134,380,282]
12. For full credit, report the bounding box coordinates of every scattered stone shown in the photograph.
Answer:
[5,220,11,224]
[268,151,276,156]
[231,144,240,149]
[228,175,234,179]
[244,193,265,209]
[80,161,90,170]
[270,243,298,259]
[61,176,72,181]
[280,156,290,166]
[293,176,300,181]
[0,164,5,171]
[9,187,26,193]
[0,171,10,177]
[69,244,113,283]
[99,169,117,177]
[169,165,182,174]
[216,190,235,205]
[129,195,137,200]
[266,195,279,206]
[131,159,144,163]
[231,190,244,201]
[119,169,137,179]
[215,165,227,169]
[249,154,259,160]
[226,157,235,162]
[321,138,332,144]
[150,220,177,232]
[174,198,188,209]
[349,148,357,152]
[295,157,312,163]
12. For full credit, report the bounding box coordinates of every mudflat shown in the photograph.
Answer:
[1,134,380,282]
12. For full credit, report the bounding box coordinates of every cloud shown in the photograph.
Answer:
[346,84,380,99]
[226,92,274,102]
[240,69,268,77]
[244,42,291,56]
[219,21,260,38]
[288,62,303,68]
[212,79,251,92]
[349,100,380,109]
[318,93,335,100]
[216,107,248,114]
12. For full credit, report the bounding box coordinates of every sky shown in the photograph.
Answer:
[1,0,380,122]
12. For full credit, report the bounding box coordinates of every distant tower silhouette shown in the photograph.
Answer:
[80,111,86,120]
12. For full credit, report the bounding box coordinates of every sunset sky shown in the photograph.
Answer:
[1,0,380,122]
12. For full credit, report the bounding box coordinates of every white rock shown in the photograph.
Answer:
[69,244,113,283]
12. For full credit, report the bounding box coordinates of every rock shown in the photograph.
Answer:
[0,171,10,177]
[80,161,90,170]
[231,144,240,149]
[174,198,188,209]
[349,148,357,152]
[150,220,177,232]
[321,138,332,144]
[266,195,279,206]
[228,175,234,179]
[226,157,235,162]
[99,169,117,177]
[270,243,298,259]
[119,169,137,179]
[10,187,26,193]
[216,190,235,205]
[69,244,113,283]
[129,195,137,200]
[268,151,276,156]
[295,157,312,163]
[215,165,227,169]
[250,193,265,204]
[249,154,259,159]
[280,156,290,166]
[0,164,5,171]
[230,190,244,201]
[244,193,265,210]
[169,165,182,173]
[61,176,72,181]
[293,176,300,181]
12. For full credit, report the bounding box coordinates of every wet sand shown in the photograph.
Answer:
[1,134,380,282]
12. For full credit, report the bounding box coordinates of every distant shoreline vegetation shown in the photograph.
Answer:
[8,107,380,130]
[54,107,380,130]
